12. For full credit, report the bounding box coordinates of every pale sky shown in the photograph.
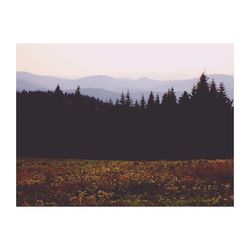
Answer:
[16,44,233,80]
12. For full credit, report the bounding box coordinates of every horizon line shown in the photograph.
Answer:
[16,70,234,82]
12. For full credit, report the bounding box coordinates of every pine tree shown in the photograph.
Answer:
[218,82,227,100]
[209,79,218,104]
[140,95,146,110]
[191,73,210,104]
[125,90,133,108]
[162,88,177,107]
[147,91,155,110]
[218,82,232,107]
[210,80,217,95]
[197,73,210,94]
[115,98,120,107]
[108,98,113,106]
[134,100,139,109]
[75,86,81,96]
[54,84,63,95]
[72,85,82,114]
[179,91,190,105]
[167,87,177,105]
[161,93,168,106]
[191,85,197,97]
[120,92,125,107]
[155,94,160,106]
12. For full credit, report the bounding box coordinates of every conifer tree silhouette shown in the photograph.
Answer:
[191,85,197,98]
[75,86,81,96]
[125,90,133,109]
[161,92,168,106]
[179,91,190,105]
[155,94,160,106]
[120,92,125,107]
[134,100,139,109]
[108,98,113,106]
[218,82,232,108]
[166,87,177,106]
[147,91,155,110]
[209,79,218,105]
[191,73,210,105]
[54,84,63,95]
[140,95,146,110]
[115,98,120,107]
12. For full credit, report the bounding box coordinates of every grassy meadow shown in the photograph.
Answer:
[16,159,233,206]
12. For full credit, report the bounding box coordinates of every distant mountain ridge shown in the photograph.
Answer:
[16,71,234,101]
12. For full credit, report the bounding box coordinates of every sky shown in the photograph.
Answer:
[16,44,233,80]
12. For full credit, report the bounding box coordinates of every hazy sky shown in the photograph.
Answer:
[16,44,233,80]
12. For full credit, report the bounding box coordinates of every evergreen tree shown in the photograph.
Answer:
[115,98,120,107]
[108,98,113,106]
[209,79,218,104]
[75,86,81,96]
[210,80,217,95]
[161,92,168,106]
[167,87,177,105]
[218,82,232,107]
[120,92,125,107]
[147,91,155,110]
[197,73,210,94]
[191,73,210,104]
[134,100,139,109]
[191,85,197,97]
[155,94,160,106]
[179,91,190,105]
[125,90,133,108]
[161,88,177,107]
[140,95,146,110]
[54,84,63,95]
[72,86,82,114]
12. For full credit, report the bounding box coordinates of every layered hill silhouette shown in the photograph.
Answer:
[16,71,234,101]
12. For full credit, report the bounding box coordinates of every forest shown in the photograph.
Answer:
[16,73,233,160]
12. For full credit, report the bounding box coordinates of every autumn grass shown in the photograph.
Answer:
[16,159,233,206]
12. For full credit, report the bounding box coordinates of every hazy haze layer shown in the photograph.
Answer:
[16,44,233,80]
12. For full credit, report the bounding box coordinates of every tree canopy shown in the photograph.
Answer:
[17,73,233,160]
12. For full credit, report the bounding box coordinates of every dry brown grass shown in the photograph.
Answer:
[16,159,233,206]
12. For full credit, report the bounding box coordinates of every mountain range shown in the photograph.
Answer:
[16,71,234,102]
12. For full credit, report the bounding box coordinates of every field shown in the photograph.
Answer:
[16,159,233,206]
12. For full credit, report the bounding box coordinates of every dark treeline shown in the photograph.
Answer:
[17,73,233,160]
